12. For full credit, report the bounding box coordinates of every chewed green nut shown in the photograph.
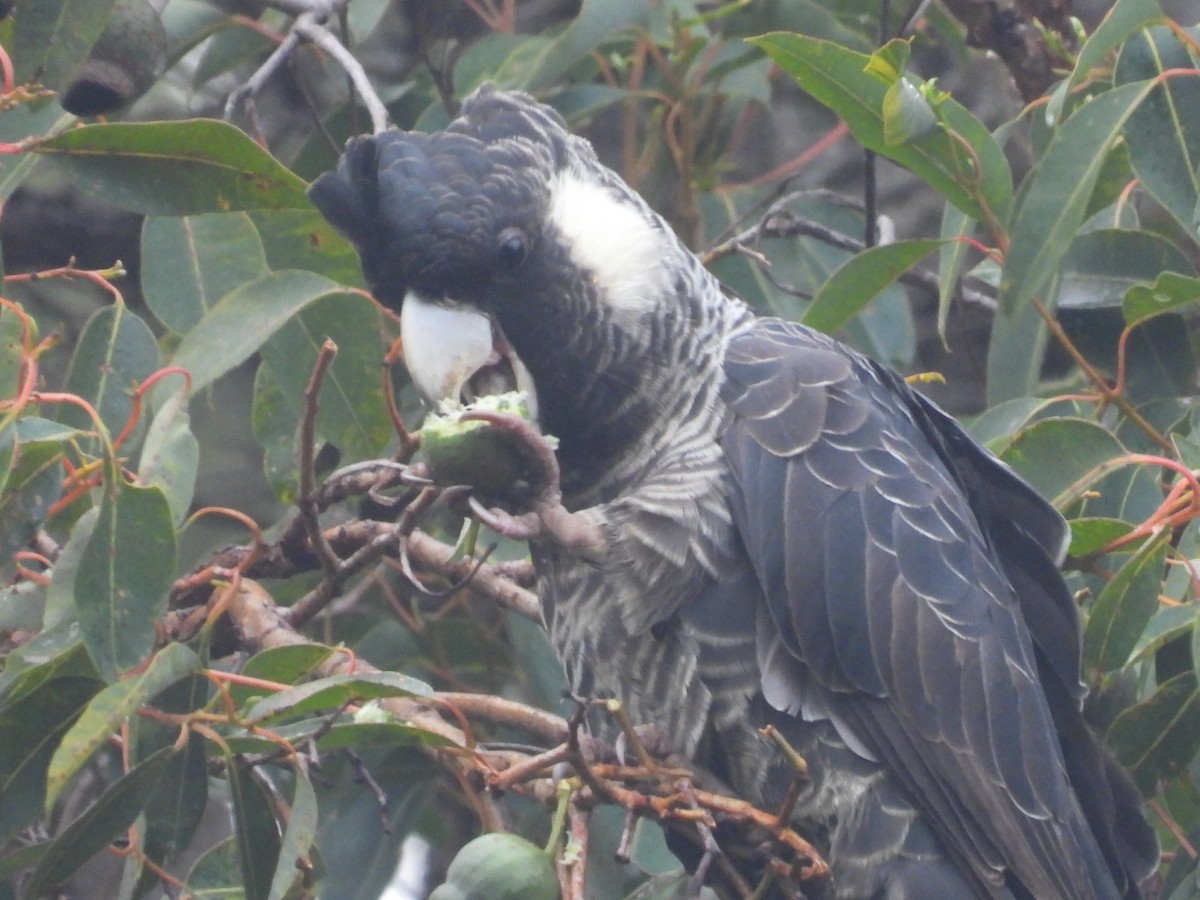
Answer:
[419,392,555,498]
[428,832,559,900]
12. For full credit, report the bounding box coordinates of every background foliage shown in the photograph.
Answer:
[2,0,1200,898]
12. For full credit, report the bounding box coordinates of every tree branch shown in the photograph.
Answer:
[225,2,390,135]
[939,0,1076,103]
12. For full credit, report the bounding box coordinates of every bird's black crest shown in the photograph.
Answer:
[308,86,567,306]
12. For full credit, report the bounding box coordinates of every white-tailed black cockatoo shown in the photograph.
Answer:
[308,86,1158,899]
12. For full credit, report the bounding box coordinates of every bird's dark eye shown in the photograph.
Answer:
[497,228,528,269]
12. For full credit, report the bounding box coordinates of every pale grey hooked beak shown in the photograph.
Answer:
[399,293,539,421]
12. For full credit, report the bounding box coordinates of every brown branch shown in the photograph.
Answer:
[220,580,830,897]
[436,692,570,745]
[701,201,998,312]
[405,529,541,621]
[939,0,1076,103]
[298,339,342,576]
[565,803,589,900]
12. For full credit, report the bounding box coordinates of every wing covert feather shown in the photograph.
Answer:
[720,318,1119,898]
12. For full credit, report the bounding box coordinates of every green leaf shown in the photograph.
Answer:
[1000,80,1157,316]
[864,38,911,82]
[1059,228,1193,310]
[623,870,690,900]
[999,417,1127,506]
[244,671,432,723]
[1108,669,1200,794]
[751,33,1012,222]
[268,772,317,900]
[307,720,455,752]
[803,239,943,333]
[228,755,281,900]
[141,213,270,335]
[0,104,71,203]
[12,0,118,90]
[26,748,176,896]
[0,841,50,885]
[75,482,177,680]
[1084,532,1169,676]
[547,83,632,123]
[45,508,98,629]
[253,293,390,499]
[221,717,449,755]
[0,303,27,402]
[58,302,160,441]
[141,676,210,867]
[520,0,663,90]
[1115,26,1200,238]
[1123,271,1200,328]
[247,208,363,285]
[1068,517,1136,557]
[0,623,93,703]
[1044,0,1164,125]
[0,427,14,511]
[314,753,432,900]
[185,837,244,896]
[0,580,45,635]
[0,440,64,579]
[0,676,100,843]
[194,19,276,85]
[985,297,1048,405]
[936,202,975,345]
[138,383,199,525]
[1130,605,1198,665]
[228,644,336,708]
[45,643,198,809]
[33,120,311,215]
[169,270,362,396]
[13,417,83,444]
[882,78,938,145]
[841,281,914,368]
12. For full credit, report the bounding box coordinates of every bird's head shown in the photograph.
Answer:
[309,86,729,493]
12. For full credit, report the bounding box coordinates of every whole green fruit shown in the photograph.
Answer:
[428,832,559,900]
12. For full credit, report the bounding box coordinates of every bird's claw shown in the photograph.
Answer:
[468,493,608,560]
[455,409,608,559]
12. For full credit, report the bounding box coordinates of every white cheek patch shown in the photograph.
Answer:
[547,171,673,313]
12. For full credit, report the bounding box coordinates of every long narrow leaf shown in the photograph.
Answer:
[1045,0,1164,124]
[27,748,175,896]
[751,33,1012,222]
[803,239,944,333]
[1000,80,1157,315]
[33,121,311,215]
[45,643,198,809]
[74,483,176,680]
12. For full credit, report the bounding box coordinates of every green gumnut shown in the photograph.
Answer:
[428,832,559,900]
[61,0,167,116]
[419,393,544,498]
